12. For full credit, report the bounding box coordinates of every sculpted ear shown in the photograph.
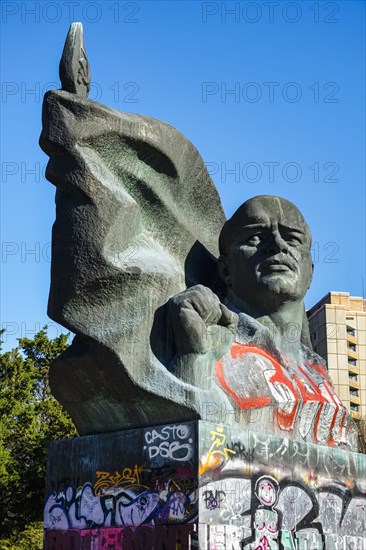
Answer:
[307,259,314,290]
[218,255,231,287]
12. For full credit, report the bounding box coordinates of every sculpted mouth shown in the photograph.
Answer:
[264,264,291,272]
[260,259,295,274]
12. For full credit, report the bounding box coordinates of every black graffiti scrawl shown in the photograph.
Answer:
[199,423,366,550]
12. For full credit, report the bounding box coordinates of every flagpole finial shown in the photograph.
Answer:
[59,22,90,98]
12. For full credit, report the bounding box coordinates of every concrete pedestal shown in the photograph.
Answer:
[44,421,366,549]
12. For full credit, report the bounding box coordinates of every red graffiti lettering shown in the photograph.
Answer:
[215,343,349,446]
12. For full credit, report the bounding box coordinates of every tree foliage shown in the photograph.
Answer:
[0,329,77,542]
[0,522,44,550]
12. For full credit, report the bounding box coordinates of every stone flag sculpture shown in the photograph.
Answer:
[40,23,227,435]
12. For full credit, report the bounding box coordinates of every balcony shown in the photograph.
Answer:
[351,410,362,420]
[347,334,357,345]
[349,379,360,390]
[348,364,359,375]
[349,394,361,405]
[347,348,358,360]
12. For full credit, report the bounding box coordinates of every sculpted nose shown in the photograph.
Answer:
[266,232,288,254]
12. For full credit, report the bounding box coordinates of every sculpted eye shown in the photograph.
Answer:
[286,234,302,245]
[245,234,263,246]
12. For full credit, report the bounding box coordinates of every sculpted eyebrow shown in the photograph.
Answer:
[241,224,268,231]
[278,224,305,234]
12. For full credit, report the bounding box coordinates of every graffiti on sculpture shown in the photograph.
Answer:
[199,423,366,549]
[216,344,354,447]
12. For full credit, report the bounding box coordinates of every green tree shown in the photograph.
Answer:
[0,521,44,550]
[0,329,77,543]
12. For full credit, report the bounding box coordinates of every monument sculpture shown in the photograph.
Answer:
[42,24,365,550]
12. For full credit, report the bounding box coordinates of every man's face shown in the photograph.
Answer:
[222,197,313,310]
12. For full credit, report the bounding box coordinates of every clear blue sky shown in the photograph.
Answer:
[1,0,365,350]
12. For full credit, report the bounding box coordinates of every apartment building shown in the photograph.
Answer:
[307,292,366,421]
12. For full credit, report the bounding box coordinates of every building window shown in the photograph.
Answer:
[347,327,355,337]
[348,343,356,351]
[313,331,317,341]
[350,388,359,397]
[350,403,359,413]
[349,373,358,381]
[348,359,357,366]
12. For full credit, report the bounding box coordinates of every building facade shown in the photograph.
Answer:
[307,292,366,421]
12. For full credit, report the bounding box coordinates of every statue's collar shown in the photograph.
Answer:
[223,298,326,371]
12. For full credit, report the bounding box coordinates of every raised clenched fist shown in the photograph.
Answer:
[168,285,238,388]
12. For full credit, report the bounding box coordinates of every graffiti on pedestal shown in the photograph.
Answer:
[200,425,236,475]
[44,524,195,550]
[44,421,366,549]
[45,474,197,530]
[199,423,366,549]
[44,422,198,545]
[250,475,282,549]
[143,423,194,465]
